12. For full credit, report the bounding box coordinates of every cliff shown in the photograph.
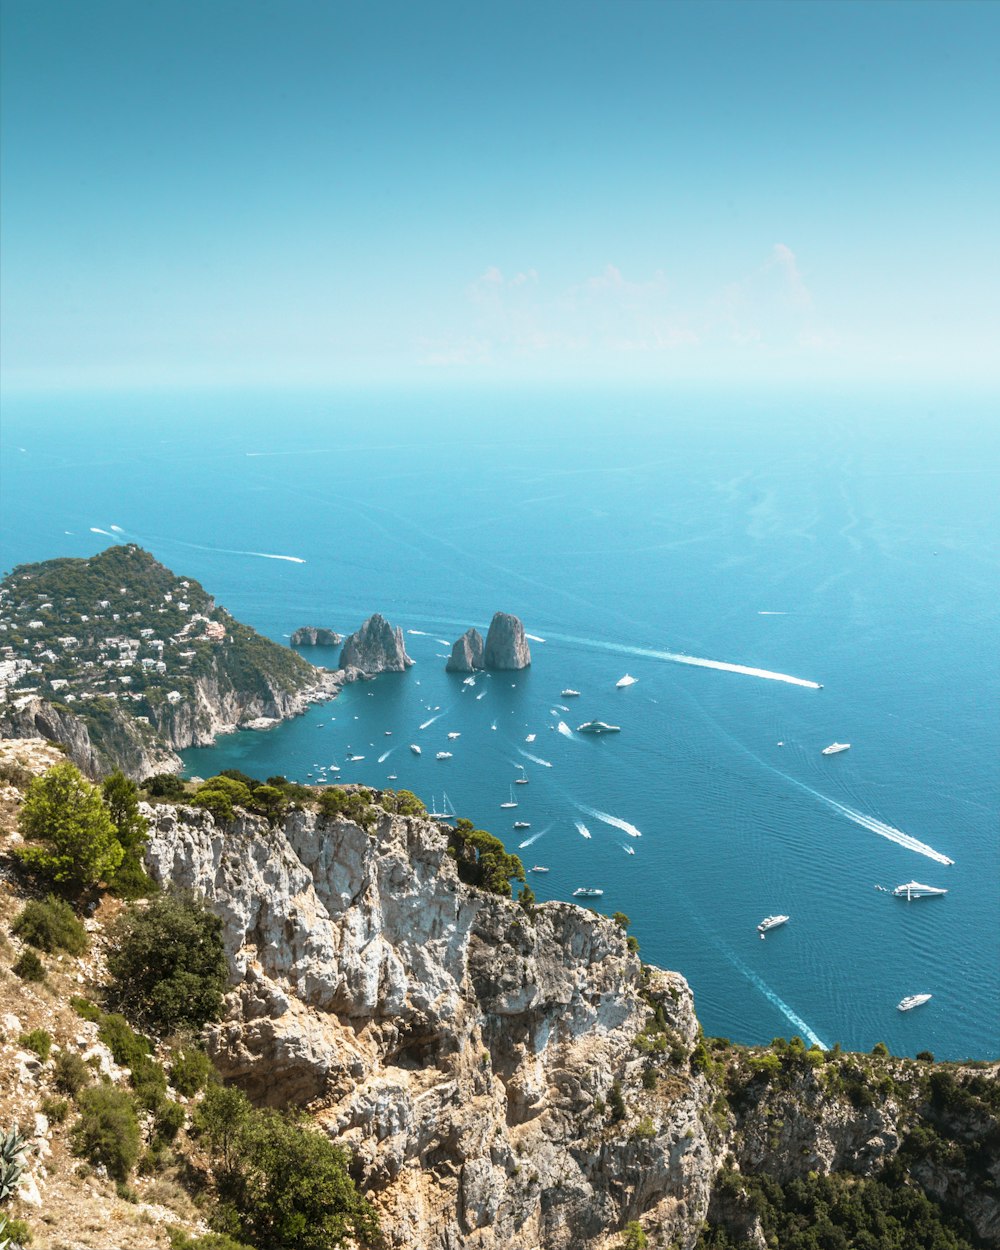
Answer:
[483,612,531,670]
[446,627,485,673]
[291,626,343,647]
[339,614,413,678]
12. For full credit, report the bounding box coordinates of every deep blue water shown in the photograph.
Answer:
[2,387,998,1060]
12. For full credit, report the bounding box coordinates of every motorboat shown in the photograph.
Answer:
[530,865,549,874]
[347,754,365,762]
[616,674,637,688]
[447,731,461,739]
[757,915,789,936]
[898,994,932,1012]
[893,881,948,900]
[572,887,604,898]
[500,785,518,810]
[561,689,581,697]
[513,820,530,829]
[409,744,421,755]
[622,844,635,855]
[576,721,621,734]
[525,733,536,742]
[821,742,851,755]
[436,751,453,760]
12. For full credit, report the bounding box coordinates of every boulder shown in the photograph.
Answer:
[291,626,343,647]
[483,613,531,670]
[445,628,485,673]
[339,614,413,676]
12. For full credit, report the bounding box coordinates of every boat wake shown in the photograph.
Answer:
[518,749,553,768]
[90,526,119,539]
[406,629,431,636]
[574,822,592,839]
[556,721,575,739]
[577,803,642,838]
[377,748,394,764]
[518,825,551,848]
[726,948,827,1049]
[525,634,546,643]
[419,713,445,730]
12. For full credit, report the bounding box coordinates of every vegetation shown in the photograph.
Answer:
[620,1222,648,1250]
[170,1046,214,1097]
[102,771,154,896]
[143,773,188,800]
[53,1049,92,1096]
[318,786,376,830]
[0,1129,29,1203]
[18,1029,52,1062]
[15,762,123,891]
[105,892,228,1035]
[12,949,45,982]
[448,818,525,897]
[71,1085,141,1181]
[11,894,89,955]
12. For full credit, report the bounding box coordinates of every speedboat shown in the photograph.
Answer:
[898,994,932,1012]
[573,887,604,898]
[447,731,461,739]
[513,820,530,829]
[387,774,397,780]
[576,721,621,734]
[436,751,453,760]
[893,881,948,900]
[347,754,365,762]
[409,744,421,755]
[821,742,851,755]
[616,674,637,688]
[530,865,549,874]
[561,689,581,697]
[757,915,789,936]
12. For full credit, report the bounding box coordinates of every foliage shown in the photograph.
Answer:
[12,950,45,983]
[620,1222,648,1250]
[0,1128,29,1202]
[98,1013,153,1069]
[144,773,188,800]
[608,1079,626,1122]
[169,1231,255,1250]
[626,935,640,954]
[102,771,153,896]
[40,1096,70,1124]
[0,1216,31,1247]
[318,786,376,831]
[18,1030,51,1063]
[170,1046,214,1097]
[154,1099,186,1144]
[448,818,525,897]
[70,995,102,1022]
[612,911,630,929]
[15,762,123,891]
[11,895,89,955]
[250,785,286,824]
[130,1053,169,1112]
[192,776,254,824]
[71,1086,141,1181]
[631,1115,656,1141]
[53,1049,92,1097]
[380,788,425,817]
[105,892,228,1035]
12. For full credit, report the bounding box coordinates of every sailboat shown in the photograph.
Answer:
[500,785,518,810]
[428,793,457,821]
[514,764,529,786]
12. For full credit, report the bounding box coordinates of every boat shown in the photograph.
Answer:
[513,820,530,829]
[572,887,604,898]
[347,754,365,762]
[561,689,581,697]
[576,721,621,734]
[384,730,392,736]
[409,744,421,755]
[387,773,397,780]
[500,786,518,810]
[893,881,948,900]
[616,674,637,688]
[530,865,549,873]
[436,751,453,760]
[822,742,851,755]
[447,731,461,739]
[622,844,635,855]
[898,994,932,1012]
[428,792,457,821]
[525,733,536,742]
[515,776,529,785]
[757,915,789,936]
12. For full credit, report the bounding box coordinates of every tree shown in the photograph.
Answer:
[106,891,229,1035]
[17,761,123,891]
[251,785,287,825]
[103,770,152,896]
[621,1220,648,1249]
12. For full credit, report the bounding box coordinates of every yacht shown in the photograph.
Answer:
[387,773,397,780]
[447,731,461,739]
[616,674,637,688]
[572,887,604,898]
[576,721,621,734]
[409,744,421,755]
[384,730,392,736]
[898,993,932,1012]
[757,915,789,936]
[515,776,529,785]
[500,786,518,810]
[525,733,536,742]
[821,742,851,755]
[561,689,581,697]
[893,881,948,900]
[435,751,453,760]
[513,820,530,829]
[347,754,365,762]
[428,793,457,821]
[530,865,550,874]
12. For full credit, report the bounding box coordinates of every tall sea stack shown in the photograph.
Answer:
[483,612,531,670]
[445,627,485,673]
[339,614,413,676]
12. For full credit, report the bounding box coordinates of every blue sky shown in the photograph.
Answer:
[2,0,998,392]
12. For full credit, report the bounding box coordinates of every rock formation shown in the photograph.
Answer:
[291,626,343,647]
[445,627,485,673]
[483,612,531,670]
[339,614,413,679]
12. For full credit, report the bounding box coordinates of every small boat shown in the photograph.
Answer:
[530,865,550,874]
[898,994,932,1012]
[515,776,529,785]
[757,915,789,936]
[384,730,392,736]
[622,844,635,855]
[409,744,421,755]
[576,721,621,734]
[387,774,397,780]
[500,785,518,810]
[561,689,581,697]
[893,881,948,900]
[447,731,461,739]
[573,887,604,898]
[822,742,851,755]
[463,676,476,686]
[525,733,536,742]
[616,674,637,688]
[347,754,365,762]
[513,820,530,829]
[436,751,453,760]
[329,763,340,772]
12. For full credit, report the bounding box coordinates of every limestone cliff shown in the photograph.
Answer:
[339,614,413,679]
[483,613,531,670]
[291,626,344,647]
[446,627,485,673]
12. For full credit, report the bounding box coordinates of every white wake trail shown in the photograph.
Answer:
[419,713,445,730]
[90,527,117,538]
[577,803,642,838]
[726,950,826,1049]
[518,825,551,848]
[556,721,574,739]
[518,749,553,768]
[377,748,395,764]
[525,634,546,642]
[574,822,592,840]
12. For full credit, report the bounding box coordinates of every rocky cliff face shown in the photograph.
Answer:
[291,626,344,647]
[339,614,413,679]
[483,613,531,671]
[446,628,485,673]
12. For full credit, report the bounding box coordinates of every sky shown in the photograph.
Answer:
[2,0,998,393]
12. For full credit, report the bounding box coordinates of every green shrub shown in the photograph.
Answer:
[130,1054,168,1112]
[70,995,102,1022]
[170,1046,214,1097]
[168,1231,255,1250]
[1,1216,32,1245]
[98,1013,152,1069]
[11,895,88,955]
[40,1095,70,1124]
[154,1099,186,1144]
[19,1030,52,1062]
[12,949,45,982]
[608,1079,626,1122]
[71,1085,141,1181]
[143,773,187,800]
[612,911,631,929]
[621,1221,648,1250]
[105,892,228,1035]
[15,761,123,891]
[631,1115,656,1141]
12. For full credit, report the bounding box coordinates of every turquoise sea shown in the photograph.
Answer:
[2,387,997,1061]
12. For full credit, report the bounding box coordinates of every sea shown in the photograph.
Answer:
[2,386,997,1062]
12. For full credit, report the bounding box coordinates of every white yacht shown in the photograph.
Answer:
[447,731,461,739]
[435,751,453,760]
[573,887,604,898]
[530,865,550,874]
[893,881,948,900]
[577,721,621,734]
[347,754,365,762]
[513,820,530,830]
[616,674,637,688]
[500,786,518,810]
[561,689,581,697]
[428,793,457,821]
[822,742,851,755]
[898,993,932,1012]
[757,915,789,936]
[409,744,421,755]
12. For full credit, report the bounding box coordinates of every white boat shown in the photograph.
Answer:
[821,742,851,755]
[428,793,457,820]
[757,914,789,936]
[898,993,932,1012]
[463,676,476,686]
[622,844,635,855]
[513,820,530,829]
[576,721,621,734]
[893,881,948,900]
[561,689,581,697]
[525,733,536,742]
[447,731,461,739]
[530,865,549,874]
[387,774,397,780]
[616,674,637,688]
[347,754,365,762]
[573,887,604,898]
[436,751,453,760]
[500,785,518,810]
[384,730,392,736]
[409,744,421,755]
[515,776,529,785]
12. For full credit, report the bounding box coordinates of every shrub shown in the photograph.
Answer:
[169,1231,255,1250]
[170,1046,214,1097]
[916,1050,935,1063]
[98,1013,152,1069]
[1,1216,32,1245]
[102,772,150,897]
[105,892,228,1035]
[318,786,376,831]
[15,761,123,891]
[19,1030,52,1062]
[130,1054,169,1112]
[12,949,45,982]
[250,785,286,824]
[872,1041,890,1057]
[612,911,631,929]
[12,895,89,955]
[608,1079,626,1122]
[71,1085,141,1181]
[631,1115,656,1141]
[143,773,187,800]
[154,1099,186,1144]
[621,1221,648,1250]
[70,995,101,1022]
[40,1095,70,1124]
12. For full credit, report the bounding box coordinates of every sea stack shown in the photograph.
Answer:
[483,612,531,670]
[339,614,413,677]
[445,627,485,673]
[290,626,343,647]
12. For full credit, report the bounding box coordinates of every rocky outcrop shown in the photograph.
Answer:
[339,614,413,679]
[483,612,531,670]
[291,626,343,647]
[445,628,485,673]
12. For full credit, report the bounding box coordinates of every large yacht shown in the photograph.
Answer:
[409,744,421,755]
[573,887,604,898]
[757,914,790,936]
[576,721,621,734]
[821,742,851,755]
[893,881,948,900]
[898,993,932,1012]
[616,674,637,688]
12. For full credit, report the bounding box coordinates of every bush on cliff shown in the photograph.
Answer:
[71,1085,141,1181]
[192,776,254,824]
[16,761,123,892]
[102,770,154,897]
[106,892,228,1035]
[449,818,525,897]
[143,773,188,800]
[318,786,376,830]
[11,894,89,955]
